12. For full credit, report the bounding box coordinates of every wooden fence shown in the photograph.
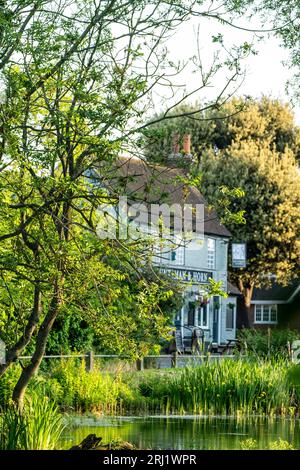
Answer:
[18,352,241,371]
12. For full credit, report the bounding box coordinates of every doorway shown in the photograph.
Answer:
[188,302,196,326]
[212,296,219,343]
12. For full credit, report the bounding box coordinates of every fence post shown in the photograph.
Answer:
[171,351,177,368]
[136,358,144,371]
[267,328,271,358]
[85,350,94,372]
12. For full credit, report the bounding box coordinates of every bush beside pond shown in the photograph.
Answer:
[2,358,300,416]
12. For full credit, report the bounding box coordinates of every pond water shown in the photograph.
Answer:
[59,415,300,450]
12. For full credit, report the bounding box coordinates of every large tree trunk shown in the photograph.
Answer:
[238,279,254,329]
[12,282,62,409]
[0,286,42,377]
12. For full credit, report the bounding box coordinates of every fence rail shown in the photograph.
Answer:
[17,352,243,371]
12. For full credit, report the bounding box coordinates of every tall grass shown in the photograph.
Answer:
[238,329,300,358]
[0,393,64,450]
[1,358,297,418]
[137,359,293,415]
[39,358,135,413]
[0,406,26,450]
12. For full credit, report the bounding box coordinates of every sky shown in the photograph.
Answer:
[152,13,300,124]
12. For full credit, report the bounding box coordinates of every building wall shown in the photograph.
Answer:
[137,219,235,344]
[240,303,287,330]
[280,295,300,330]
[160,234,235,344]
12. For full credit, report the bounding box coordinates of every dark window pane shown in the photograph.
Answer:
[226,305,234,329]
[202,305,208,327]
[270,305,277,322]
[263,306,269,322]
[256,305,262,322]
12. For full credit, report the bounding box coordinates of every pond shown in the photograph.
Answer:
[59,415,300,450]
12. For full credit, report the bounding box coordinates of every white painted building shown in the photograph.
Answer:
[97,154,239,350]
[154,234,239,348]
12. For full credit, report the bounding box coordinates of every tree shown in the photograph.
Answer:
[0,1,255,407]
[218,1,300,102]
[202,139,300,325]
[143,97,300,324]
[142,97,300,164]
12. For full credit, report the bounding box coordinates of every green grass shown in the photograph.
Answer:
[0,393,64,450]
[135,359,294,416]
[36,358,137,414]
[1,358,300,417]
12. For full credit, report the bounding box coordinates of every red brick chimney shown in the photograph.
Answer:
[183,134,191,154]
[172,133,180,154]
[168,133,193,166]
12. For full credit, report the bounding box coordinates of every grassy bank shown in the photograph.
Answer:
[1,358,300,416]
[136,360,293,415]
[0,394,64,450]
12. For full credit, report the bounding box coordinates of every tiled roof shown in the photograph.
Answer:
[252,279,300,302]
[102,156,231,238]
[227,281,241,296]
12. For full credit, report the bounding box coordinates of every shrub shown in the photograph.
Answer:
[0,364,23,407]
[238,329,300,358]
[0,393,64,450]
[137,359,292,415]
[240,438,294,450]
[240,438,257,450]
[39,358,135,413]
[269,439,294,450]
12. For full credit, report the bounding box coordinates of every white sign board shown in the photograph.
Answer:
[232,243,247,268]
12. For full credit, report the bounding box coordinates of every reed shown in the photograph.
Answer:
[0,393,64,450]
[1,358,296,417]
[40,358,135,413]
[137,359,292,415]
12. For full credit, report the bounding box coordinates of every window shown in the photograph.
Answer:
[226,304,235,329]
[255,305,278,324]
[188,303,195,326]
[197,304,209,328]
[207,238,215,270]
[170,235,185,265]
[171,245,184,265]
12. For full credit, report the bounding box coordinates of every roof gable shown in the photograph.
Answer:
[102,156,231,238]
[252,279,300,302]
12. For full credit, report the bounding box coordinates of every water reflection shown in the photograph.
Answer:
[60,415,300,450]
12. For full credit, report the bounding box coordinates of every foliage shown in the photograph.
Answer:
[200,104,300,292]
[240,438,258,450]
[35,358,136,413]
[238,329,300,359]
[136,359,292,415]
[2,359,299,417]
[0,406,25,450]
[268,438,295,450]
[0,393,64,450]
[0,363,22,406]
[231,1,300,102]
[1,0,298,405]
[0,0,252,404]
[143,96,300,312]
[46,310,95,355]
[286,364,300,405]
[240,437,294,450]
[142,98,300,163]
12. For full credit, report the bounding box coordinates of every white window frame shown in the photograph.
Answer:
[254,304,278,324]
[170,235,185,266]
[197,304,210,329]
[207,238,216,270]
[226,304,235,330]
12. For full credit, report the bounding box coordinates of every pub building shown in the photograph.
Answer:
[94,135,240,352]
